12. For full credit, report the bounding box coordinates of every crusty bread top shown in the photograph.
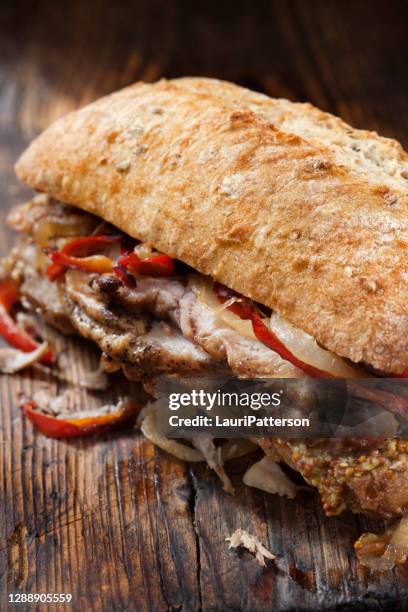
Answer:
[14,77,408,373]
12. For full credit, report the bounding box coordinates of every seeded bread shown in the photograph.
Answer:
[15,77,408,373]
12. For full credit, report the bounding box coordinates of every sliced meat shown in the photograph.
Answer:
[70,305,213,380]
[15,243,74,333]
[65,270,150,334]
[21,273,75,334]
[65,269,215,378]
[96,274,186,319]
[177,290,301,378]
[15,245,215,380]
[96,273,302,378]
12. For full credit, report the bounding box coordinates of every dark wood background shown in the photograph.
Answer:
[1,1,408,610]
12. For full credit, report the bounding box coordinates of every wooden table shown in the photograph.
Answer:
[1,1,408,610]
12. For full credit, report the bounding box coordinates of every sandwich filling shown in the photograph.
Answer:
[4,194,408,532]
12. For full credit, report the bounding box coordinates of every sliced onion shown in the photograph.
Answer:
[35,216,97,270]
[35,216,97,248]
[140,404,257,469]
[140,407,204,462]
[0,342,50,374]
[188,274,255,339]
[269,312,365,378]
[220,439,258,462]
[192,436,235,494]
[243,456,299,499]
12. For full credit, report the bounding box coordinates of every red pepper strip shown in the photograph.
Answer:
[215,281,333,378]
[22,400,137,438]
[47,234,122,280]
[0,277,20,309]
[63,234,122,255]
[117,252,175,276]
[113,264,136,288]
[250,312,334,378]
[213,282,254,319]
[47,261,66,281]
[47,251,114,275]
[0,279,54,364]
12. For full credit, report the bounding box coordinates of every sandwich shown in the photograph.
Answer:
[3,77,408,567]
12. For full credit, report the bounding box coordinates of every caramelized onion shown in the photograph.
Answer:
[140,405,258,468]
[140,407,204,462]
[35,216,97,270]
[269,312,365,378]
[192,436,235,494]
[0,342,50,374]
[243,456,299,499]
[188,274,255,340]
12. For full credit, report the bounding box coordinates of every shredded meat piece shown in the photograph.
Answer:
[97,270,301,377]
[226,528,275,566]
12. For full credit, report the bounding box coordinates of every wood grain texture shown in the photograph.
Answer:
[1,1,408,610]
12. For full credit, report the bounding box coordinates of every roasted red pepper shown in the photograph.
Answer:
[214,281,332,378]
[47,251,114,276]
[251,312,334,378]
[117,252,175,277]
[213,282,254,319]
[0,277,20,309]
[22,399,137,438]
[47,234,121,280]
[0,278,54,364]
[112,264,136,288]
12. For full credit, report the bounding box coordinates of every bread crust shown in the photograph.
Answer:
[15,77,408,373]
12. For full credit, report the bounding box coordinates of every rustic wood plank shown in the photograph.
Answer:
[1,1,408,610]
